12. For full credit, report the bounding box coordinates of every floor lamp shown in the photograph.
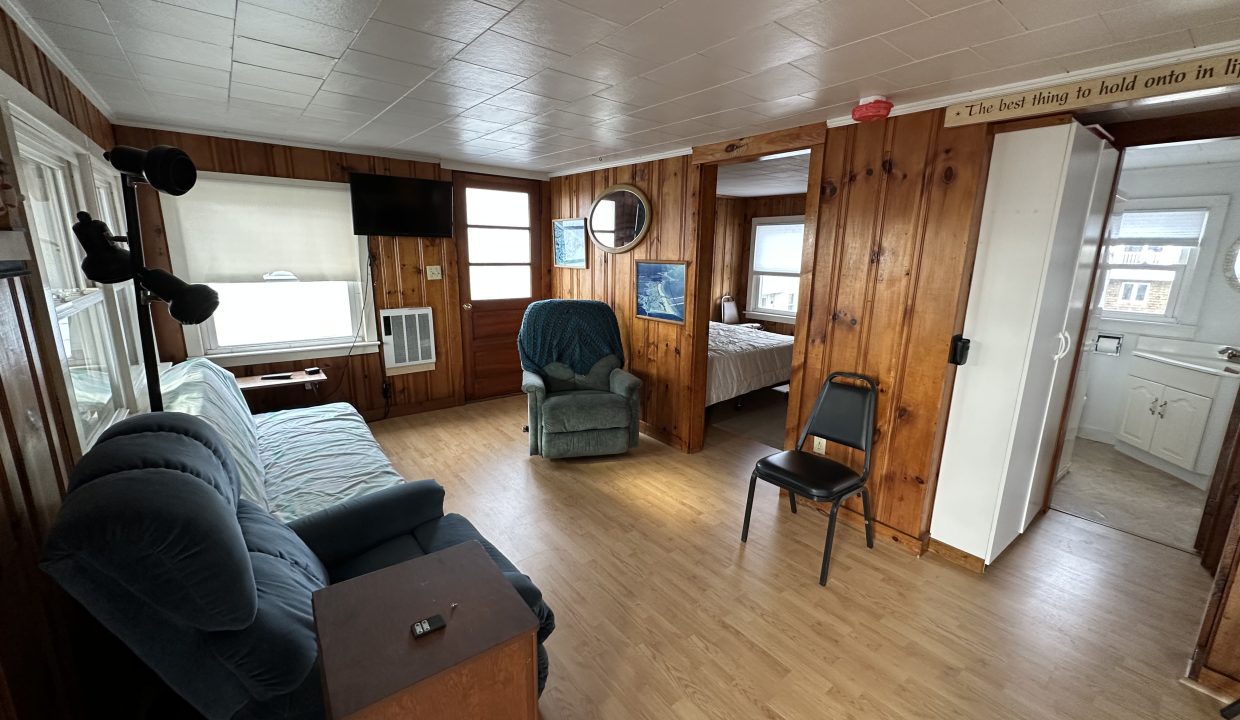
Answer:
[71,145,217,412]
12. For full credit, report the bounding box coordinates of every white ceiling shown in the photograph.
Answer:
[1123,136,1240,170]
[717,152,810,197]
[12,0,1240,175]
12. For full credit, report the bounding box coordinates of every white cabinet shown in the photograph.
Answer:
[1116,377,1163,449]
[1116,376,1211,471]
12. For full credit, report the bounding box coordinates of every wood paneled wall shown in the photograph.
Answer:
[112,125,466,420]
[0,8,112,149]
[711,192,805,332]
[548,156,713,451]
[786,110,991,551]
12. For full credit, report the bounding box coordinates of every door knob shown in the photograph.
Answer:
[462,303,472,310]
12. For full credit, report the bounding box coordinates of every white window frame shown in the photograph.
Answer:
[746,214,805,323]
[163,172,378,366]
[1098,195,1229,329]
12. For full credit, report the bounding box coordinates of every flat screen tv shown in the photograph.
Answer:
[349,173,453,237]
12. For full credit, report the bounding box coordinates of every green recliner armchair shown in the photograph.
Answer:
[518,300,641,459]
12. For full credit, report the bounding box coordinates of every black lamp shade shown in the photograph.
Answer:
[105,145,197,196]
[137,268,219,325]
[72,211,133,283]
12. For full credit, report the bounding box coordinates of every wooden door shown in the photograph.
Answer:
[454,173,542,400]
[1116,377,1163,450]
[1150,386,1211,470]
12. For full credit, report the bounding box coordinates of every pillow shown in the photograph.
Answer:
[162,358,270,510]
[543,354,622,393]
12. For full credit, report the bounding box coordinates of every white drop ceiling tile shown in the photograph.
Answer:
[29,0,111,34]
[671,84,764,116]
[80,73,149,105]
[939,59,1067,94]
[616,127,678,147]
[800,76,898,106]
[725,63,820,102]
[230,63,323,95]
[877,49,991,89]
[629,100,703,125]
[745,94,819,118]
[1102,0,1240,42]
[555,124,623,143]
[641,54,749,91]
[601,0,789,64]
[100,0,234,46]
[515,70,609,102]
[60,50,137,80]
[114,25,232,69]
[387,95,463,120]
[488,88,570,114]
[779,0,926,51]
[695,107,771,129]
[906,0,983,15]
[595,77,683,107]
[352,22,466,67]
[457,31,571,77]
[138,73,229,101]
[482,128,542,144]
[145,91,226,116]
[996,0,1142,30]
[334,50,436,87]
[404,80,492,108]
[127,54,230,87]
[792,37,913,86]
[534,109,598,130]
[303,103,376,124]
[229,81,313,108]
[410,126,487,143]
[699,23,823,74]
[594,114,664,133]
[371,0,506,44]
[654,118,725,138]
[556,0,664,25]
[431,60,525,95]
[243,0,380,31]
[550,45,661,85]
[1054,30,1195,72]
[37,21,125,58]
[1191,18,1240,46]
[442,116,509,133]
[505,119,561,137]
[308,90,390,114]
[522,134,590,152]
[342,122,420,148]
[459,137,519,152]
[157,0,237,18]
[321,71,410,102]
[459,103,537,124]
[880,1,1025,60]
[235,3,355,56]
[492,0,620,56]
[226,97,307,121]
[233,37,336,78]
[973,15,1117,69]
[561,95,637,119]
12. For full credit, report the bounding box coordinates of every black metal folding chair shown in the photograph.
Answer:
[741,372,878,585]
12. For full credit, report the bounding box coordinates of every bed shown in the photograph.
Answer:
[707,321,795,406]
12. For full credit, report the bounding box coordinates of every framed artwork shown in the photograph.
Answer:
[552,217,587,268]
[635,261,686,324]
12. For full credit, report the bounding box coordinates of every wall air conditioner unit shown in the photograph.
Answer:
[381,307,435,376]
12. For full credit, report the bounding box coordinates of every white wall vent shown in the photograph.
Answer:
[381,307,435,375]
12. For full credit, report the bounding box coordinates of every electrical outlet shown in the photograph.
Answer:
[812,436,826,454]
[426,265,443,280]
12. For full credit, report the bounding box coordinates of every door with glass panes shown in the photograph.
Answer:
[455,174,541,400]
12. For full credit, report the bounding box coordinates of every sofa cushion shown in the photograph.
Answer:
[542,427,630,459]
[328,534,425,583]
[236,500,328,587]
[542,354,622,393]
[542,390,630,433]
[413,514,520,576]
[255,403,405,522]
[162,358,269,511]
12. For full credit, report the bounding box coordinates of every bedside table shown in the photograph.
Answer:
[312,541,540,720]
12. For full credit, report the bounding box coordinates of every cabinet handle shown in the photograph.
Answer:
[1157,400,1167,419]
[1149,397,1158,415]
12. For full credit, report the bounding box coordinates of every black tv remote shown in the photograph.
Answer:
[410,614,446,639]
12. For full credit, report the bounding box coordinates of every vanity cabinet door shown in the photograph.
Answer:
[1116,377,1163,451]
[1149,386,1212,470]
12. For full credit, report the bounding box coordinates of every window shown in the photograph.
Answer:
[746,216,805,322]
[1099,205,1214,320]
[162,174,373,359]
[464,186,532,300]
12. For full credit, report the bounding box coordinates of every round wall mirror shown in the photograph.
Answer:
[1226,237,1240,292]
[588,184,651,253]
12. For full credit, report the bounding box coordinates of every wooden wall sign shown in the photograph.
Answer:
[944,50,1240,127]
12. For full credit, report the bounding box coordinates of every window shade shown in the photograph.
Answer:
[1115,209,1208,243]
[163,176,360,283]
[753,223,804,274]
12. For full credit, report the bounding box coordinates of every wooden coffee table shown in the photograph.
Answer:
[312,541,540,720]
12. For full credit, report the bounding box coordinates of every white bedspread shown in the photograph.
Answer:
[707,321,794,406]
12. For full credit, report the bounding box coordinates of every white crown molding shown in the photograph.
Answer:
[438,159,548,181]
[0,0,115,118]
[547,147,692,177]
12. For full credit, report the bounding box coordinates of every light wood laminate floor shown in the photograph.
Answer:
[371,396,1221,720]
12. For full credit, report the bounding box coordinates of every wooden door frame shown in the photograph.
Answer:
[452,171,544,401]
[689,124,829,451]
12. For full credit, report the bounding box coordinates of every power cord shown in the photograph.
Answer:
[320,250,374,401]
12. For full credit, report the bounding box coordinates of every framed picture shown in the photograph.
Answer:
[552,217,587,269]
[635,261,687,324]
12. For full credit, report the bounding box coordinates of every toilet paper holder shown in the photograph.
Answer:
[1093,333,1123,356]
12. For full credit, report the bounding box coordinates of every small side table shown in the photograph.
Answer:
[235,370,326,392]
[312,541,540,720]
